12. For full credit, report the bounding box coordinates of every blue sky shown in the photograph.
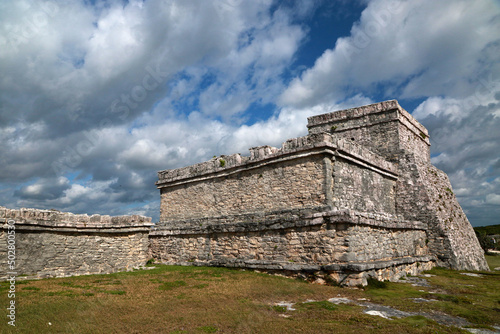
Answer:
[0,0,499,226]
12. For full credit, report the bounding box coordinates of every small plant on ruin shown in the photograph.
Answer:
[330,125,338,132]
[420,132,427,139]
[219,159,226,167]
[324,275,341,287]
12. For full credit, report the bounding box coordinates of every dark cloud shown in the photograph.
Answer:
[0,0,498,227]
[416,99,500,226]
[422,104,500,174]
[14,177,71,201]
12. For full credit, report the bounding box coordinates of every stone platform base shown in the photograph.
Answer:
[323,256,436,286]
[150,208,435,286]
[155,256,436,287]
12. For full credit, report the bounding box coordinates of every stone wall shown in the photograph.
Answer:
[157,132,399,223]
[159,156,327,221]
[397,115,431,163]
[150,222,428,265]
[0,207,153,279]
[345,224,428,262]
[332,157,396,214]
[153,99,489,285]
[308,108,401,162]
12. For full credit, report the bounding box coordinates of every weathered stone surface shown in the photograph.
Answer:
[307,99,430,163]
[306,100,487,271]
[153,99,488,285]
[0,207,153,278]
[309,100,488,271]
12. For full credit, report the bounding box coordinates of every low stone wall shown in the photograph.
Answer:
[149,209,435,286]
[0,207,153,279]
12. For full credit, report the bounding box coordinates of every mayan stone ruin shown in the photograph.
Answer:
[0,100,489,286]
[151,100,489,286]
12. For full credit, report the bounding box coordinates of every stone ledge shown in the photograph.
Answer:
[322,256,435,272]
[155,206,325,229]
[0,222,153,234]
[0,206,153,231]
[157,146,338,188]
[158,256,435,273]
[317,210,428,230]
[151,208,426,236]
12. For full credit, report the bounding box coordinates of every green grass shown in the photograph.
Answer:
[0,259,498,333]
[485,254,500,269]
[363,259,500,329]
[271,305,287,313]
[103,290,126,295]
[197,325,219,333]
[300,300,337,311]
[158,280,187,291]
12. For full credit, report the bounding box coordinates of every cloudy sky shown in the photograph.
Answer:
[0,0,499,226]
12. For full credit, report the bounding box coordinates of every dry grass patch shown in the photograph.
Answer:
[0,259,498,333]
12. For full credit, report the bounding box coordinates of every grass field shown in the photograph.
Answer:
[0,256,499,333]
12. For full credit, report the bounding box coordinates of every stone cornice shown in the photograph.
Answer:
[156,133,398,188]
[307,100,430,147]
[0,206,153,233]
